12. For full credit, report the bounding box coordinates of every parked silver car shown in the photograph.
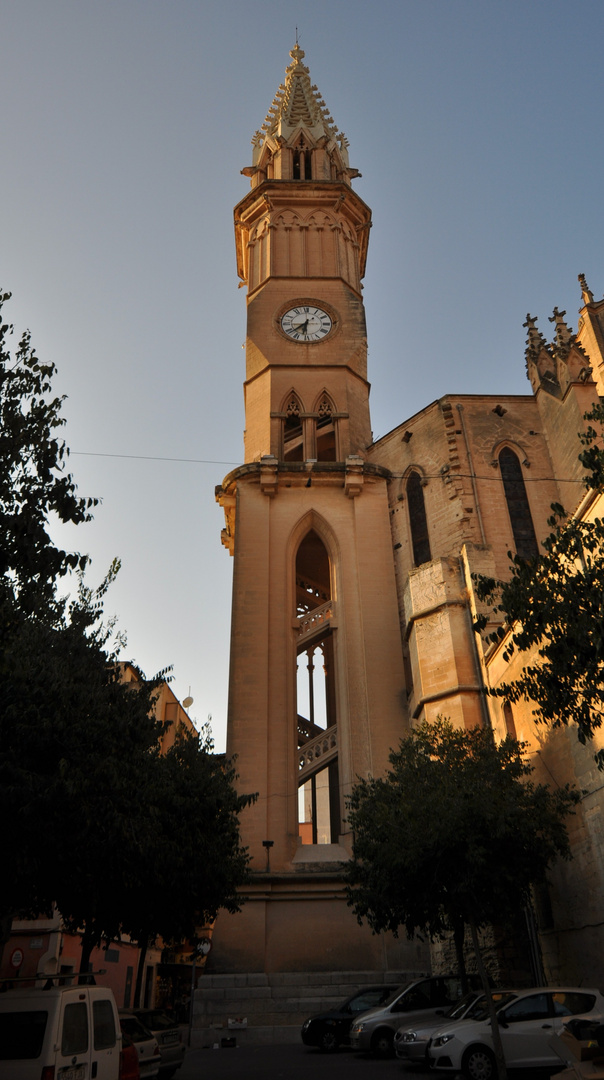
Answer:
[394,990,486,1064]
[350,975,482,1057]
[428,987,604,1080]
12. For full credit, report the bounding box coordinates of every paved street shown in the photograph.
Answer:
[177,1042,409,1079]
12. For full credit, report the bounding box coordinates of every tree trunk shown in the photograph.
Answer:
[0,911,14,970]
[78,925,97,983]
[133,935,148,1008]
[468,917,507,1080]
[453,918,468,993]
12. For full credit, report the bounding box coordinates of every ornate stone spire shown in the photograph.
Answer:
[578,273,595,306]
[549,307,574,359]
[523,314,547,364]
[251,44,350,168]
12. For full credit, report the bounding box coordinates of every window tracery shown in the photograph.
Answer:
[283,393,304,461]
[407,470,431,566]
[315,393,337,461]
[499,447,538,560]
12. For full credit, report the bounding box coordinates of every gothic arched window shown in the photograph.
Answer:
[315,395,337,461]
[407,471,431,566]
[499,447,538,560]
[295,530,339,845]
[283,394,304,461]
[292,138,312,180]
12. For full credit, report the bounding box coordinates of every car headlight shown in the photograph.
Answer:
[401,1031,418,1043]
[302,1020,311,1030]
[433,1033,455,1047]
[351,1023,365,1034]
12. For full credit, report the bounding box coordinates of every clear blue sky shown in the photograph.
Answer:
[1,1,602,750]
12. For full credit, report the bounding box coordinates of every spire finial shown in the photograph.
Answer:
[578,273,595,306]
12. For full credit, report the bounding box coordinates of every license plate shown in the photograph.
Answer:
[162,1032,178,1044]
[59,1067,85,1080]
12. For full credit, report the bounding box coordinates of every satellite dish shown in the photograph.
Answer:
[183,696,194,709]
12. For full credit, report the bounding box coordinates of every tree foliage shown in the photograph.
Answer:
[346,720,578,1079]
[0,290,97,612]
[345,720,578,942]
[0,291,254,971]
[474,404,604,761]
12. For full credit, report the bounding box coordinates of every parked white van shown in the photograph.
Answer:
[0,983,122,1080]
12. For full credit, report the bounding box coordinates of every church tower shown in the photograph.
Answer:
[214,45,418,979]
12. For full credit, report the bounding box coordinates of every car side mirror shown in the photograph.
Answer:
[498,1016,508,1028]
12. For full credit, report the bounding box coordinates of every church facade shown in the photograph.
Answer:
[207,44,604,1036]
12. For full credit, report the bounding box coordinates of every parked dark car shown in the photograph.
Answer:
[301,984,400,1051]
[133,1009,186,1078]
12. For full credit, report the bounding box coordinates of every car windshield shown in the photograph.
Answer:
[466,992,517,1021]
[136,1011,176,1031]
[383,983,413,1007]
[445,992,480,1021]
[120,1016,153,1042]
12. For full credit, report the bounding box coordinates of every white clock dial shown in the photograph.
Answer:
[281,305,332,342]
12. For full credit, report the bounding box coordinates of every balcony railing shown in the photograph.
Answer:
[298,725,338,783]
[297,600,334,642]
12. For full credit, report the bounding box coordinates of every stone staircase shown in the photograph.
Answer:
[191,969,424,1047]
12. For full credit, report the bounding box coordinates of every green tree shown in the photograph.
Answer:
[122,725,255,1007]
[474,403,604,763]
[0,290,97,611]
[345,720,579,1078]
[2,562,166,970]
[0,291,254,974]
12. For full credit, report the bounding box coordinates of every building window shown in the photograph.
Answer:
[293,140,312,180]
[295,530,339,844]
[283,394,304,461]
[503,701,517,740]
[315,395,337,461]
[407,471,431,566]
[499,447,538,560]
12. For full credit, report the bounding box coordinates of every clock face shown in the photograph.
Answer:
[280,305,333,342]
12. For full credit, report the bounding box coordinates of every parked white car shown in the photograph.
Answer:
[428,987,604,1080]
[394,989,486,1063]
[0,983,122,1080]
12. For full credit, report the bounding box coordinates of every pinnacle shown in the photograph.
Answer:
[578,273,595,305]
[254,44,343,148]
[549,307,574,358]
[523,314,547,362]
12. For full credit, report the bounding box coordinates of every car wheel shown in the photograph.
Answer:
[319,1029,340,1052]
[371,1029,394,1057]
[462,1045,496,1080]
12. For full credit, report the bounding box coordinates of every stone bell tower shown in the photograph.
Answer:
[213,45,420,983]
